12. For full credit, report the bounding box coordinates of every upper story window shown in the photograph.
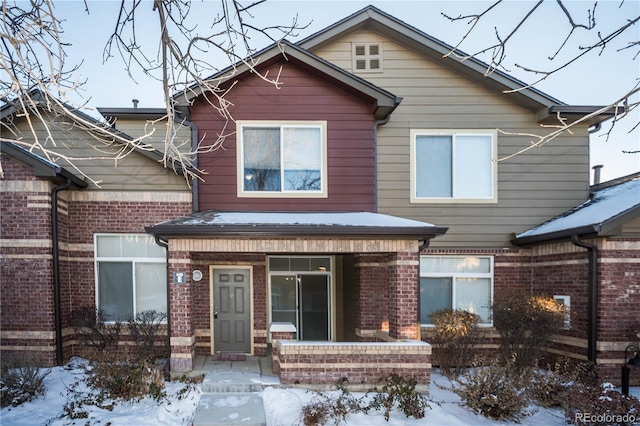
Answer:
[94,234,167,322]
[410,130,497,203]
[237,121,327,198]
[420,255,493,326]
[352,43,383,72]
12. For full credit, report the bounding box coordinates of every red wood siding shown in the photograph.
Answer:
[192,62,377,212]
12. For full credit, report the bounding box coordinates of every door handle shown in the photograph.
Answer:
[214,306,218,319]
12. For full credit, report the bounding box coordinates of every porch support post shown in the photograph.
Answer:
[168,249,196,372]
[388,251,420,340]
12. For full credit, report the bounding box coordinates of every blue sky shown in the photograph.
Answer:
[54,0,639,182]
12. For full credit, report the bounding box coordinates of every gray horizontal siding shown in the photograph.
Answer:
[316,29,590,248]
[10,115,189,192]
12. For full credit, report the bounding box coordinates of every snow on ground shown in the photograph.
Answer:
[1,358,639,425]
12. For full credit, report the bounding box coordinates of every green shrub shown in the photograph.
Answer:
[431,309,481,378]
[0,354,50,408]
[493,293,565,370]
[452,358,533,421]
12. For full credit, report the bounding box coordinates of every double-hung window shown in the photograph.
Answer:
[238,121,327,197]
[410,130,496,203]
[420,256,493,325]
[95,234,166,322]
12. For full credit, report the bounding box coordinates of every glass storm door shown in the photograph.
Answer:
[299,274,330,340]
[270,274,330,341]
[212,269,251,353]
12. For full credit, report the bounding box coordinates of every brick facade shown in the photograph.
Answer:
[276,340,432,388]
[1,152,192,365]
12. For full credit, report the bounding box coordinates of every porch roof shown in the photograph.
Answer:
[146,211,448,240]
[513,172,640,245]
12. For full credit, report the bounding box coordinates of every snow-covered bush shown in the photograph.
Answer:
[452,358,533,421]
[0,353,50,408]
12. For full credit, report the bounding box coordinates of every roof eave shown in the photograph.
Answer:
[512,225,600,246]
[145,224,449,240]
[537,105,624,126]
[0,142,88,188]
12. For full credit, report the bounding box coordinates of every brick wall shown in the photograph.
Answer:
[354,254,389,340]
[1,155,57,364]
[276,340,431,388]
[529,239,640,385]
[1,152,192,365]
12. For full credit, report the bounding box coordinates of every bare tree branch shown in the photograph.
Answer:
[443,0,639,159]
[1,0,308,185]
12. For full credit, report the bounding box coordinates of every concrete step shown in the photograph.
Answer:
[193,393,266,426]
[201,371,263,393]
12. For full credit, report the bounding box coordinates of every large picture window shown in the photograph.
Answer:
[420,256,493,325]
[411,130,496,203]
[238,121,327,197]
[95,234,166,322]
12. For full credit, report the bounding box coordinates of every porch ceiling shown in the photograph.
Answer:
[145,211,448,240]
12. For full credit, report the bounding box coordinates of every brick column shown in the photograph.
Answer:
[354,254,389,340]
[388,251,420,340]
[269,322,296,374]
[168,249,195,372]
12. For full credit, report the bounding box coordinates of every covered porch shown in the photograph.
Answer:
[146,211,446,385]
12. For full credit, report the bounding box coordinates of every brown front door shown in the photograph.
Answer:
[212,268,251,353]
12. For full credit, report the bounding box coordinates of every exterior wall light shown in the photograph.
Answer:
[622,344,640,396]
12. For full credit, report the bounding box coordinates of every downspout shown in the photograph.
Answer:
[154,236,171,372]
[571,234,598,363]
[176,108,199,213]
[373,115,392,212]
[52,178,72,366]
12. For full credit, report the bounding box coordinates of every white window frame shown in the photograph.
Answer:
[553,295,571,330]
[420,255,494,326]
[94,234,167,323]
[410,129,498,204]
[236,121,328,198]
[352,42,383,73]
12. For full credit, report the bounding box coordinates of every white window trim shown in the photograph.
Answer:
[410,129,498,204]
[352,42,383,73]
[94,234,167,323]
[236,120,328,198]
[420,255,494,327]
[553,295,571,330]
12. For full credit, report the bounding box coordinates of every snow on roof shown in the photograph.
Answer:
[516,174,640,239]
[177,211,437,228]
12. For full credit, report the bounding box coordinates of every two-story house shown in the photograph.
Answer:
[2,6,638,385]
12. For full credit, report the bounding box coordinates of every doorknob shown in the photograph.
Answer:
[214,306,218,319]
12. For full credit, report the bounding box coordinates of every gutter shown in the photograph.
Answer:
[52,178,72,366]
[571,234,598,363]
[153,236,171,373]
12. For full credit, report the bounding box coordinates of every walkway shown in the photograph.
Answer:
[191,355,279,426]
